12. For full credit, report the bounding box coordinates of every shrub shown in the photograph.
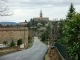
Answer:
[10,40,15,47]
[17,38,22,46]
[3,41,8,45]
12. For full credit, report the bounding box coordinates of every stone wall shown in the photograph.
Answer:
[0,27,28,45]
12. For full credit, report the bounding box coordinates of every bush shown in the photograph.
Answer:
[10,40,15,47]
[3,41,8,45]
[17,39,22,46]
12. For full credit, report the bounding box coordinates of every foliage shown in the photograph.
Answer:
[3,41,8,45]
[57,37,68,45]
[10,40,15,47]
[68,42,80,60]
[40,31,46,42]
[61,3,80,60]
[28,30,32,43]
[66,3,76,19]
[57,3,80,60]
[67,13,80,60]
[17,38,22,46]
[40,26,51,42]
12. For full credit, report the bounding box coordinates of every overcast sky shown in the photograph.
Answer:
[0,0,80,22]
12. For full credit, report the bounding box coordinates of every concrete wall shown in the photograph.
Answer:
[0,27,28,45]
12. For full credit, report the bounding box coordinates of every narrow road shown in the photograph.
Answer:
[0,37,48,60]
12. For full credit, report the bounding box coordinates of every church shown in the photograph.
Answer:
[33,10,49,21]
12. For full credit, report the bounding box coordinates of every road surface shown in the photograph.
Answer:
[0,37,48,60]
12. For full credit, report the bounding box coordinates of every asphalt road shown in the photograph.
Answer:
[0,37,48,60]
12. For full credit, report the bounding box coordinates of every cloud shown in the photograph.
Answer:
[5,0,80,9]
[0,0,80,22]
[20,0,80,7]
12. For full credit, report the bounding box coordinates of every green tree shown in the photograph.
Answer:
[62,3,76,45]
[63,13,80,60]
[58,3,80,60]
[40,31,46,42]
[10,40,15,47]
[66,3,76,19]
[3,41,8,45]
[40,29,50,42]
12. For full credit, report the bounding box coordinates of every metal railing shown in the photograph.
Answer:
[54,43,68,60]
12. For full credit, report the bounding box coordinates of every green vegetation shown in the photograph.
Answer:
[57,3,80,60]
[17,39,22,46]
[28,30,32,43]
[3,41,8,45]
[10,40,15,47]
[66,3,76,19]
[40,25,51,44]
[39,4,79,59]
[26,39,34,49]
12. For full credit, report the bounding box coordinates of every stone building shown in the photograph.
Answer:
[33,10,49,21]
[0,27,28,45]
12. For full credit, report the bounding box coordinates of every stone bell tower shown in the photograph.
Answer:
[40,10,43,18]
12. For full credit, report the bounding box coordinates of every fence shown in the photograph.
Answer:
[54,43,76,60]
[54,43,68,60]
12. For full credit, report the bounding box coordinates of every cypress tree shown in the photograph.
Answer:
[67,3,76,19]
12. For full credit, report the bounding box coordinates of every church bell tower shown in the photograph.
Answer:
[40,10,42,18]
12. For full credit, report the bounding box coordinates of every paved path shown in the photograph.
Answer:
[0,37,48,60]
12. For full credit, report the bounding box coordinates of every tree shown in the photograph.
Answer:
[65,13,80,60]
[58,3,80,60]
[63,5,80,60]
[40,27,51,42]
[40,31,46,42]
[66,3,76,19]
[0,0,12,16]
[3,41,8,45]
[10,40,15,47]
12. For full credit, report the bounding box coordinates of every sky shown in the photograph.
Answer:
[0,0,80,22]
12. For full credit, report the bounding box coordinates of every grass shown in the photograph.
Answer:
[0,47,21,56]
[26,39,34,49]
[45,53,50,60]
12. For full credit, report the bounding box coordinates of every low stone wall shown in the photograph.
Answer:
[0,27,28,45]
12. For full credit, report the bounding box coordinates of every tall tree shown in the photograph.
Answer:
[66,13,80,60]
[62,3,80,60]
[66,3,76,19]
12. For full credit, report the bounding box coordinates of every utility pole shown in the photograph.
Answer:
[24,26,25,48]
[50,22,53,46]
[50,22,52,41]
[54,24,55,41]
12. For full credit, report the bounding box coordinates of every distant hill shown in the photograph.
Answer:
[0,22,17,25]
